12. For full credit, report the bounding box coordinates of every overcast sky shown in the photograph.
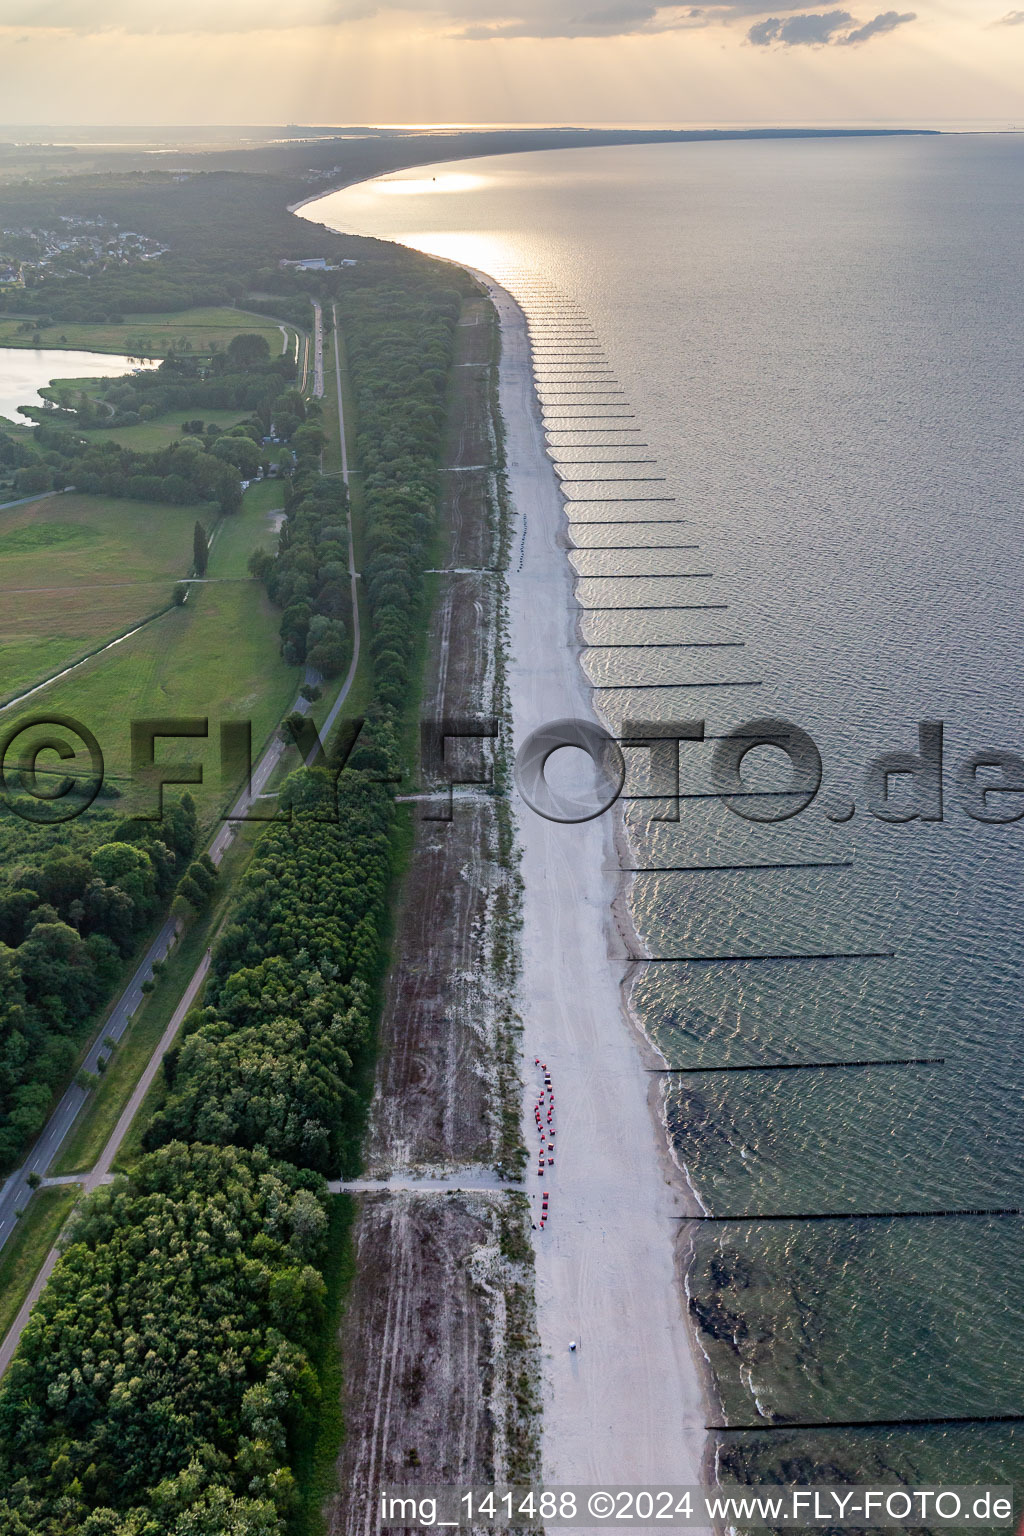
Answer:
[0,0,1019,125]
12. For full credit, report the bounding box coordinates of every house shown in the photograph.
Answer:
[279,257,331,271]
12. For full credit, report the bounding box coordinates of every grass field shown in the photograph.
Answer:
[1,578,296,815]
[0,1187,78,1346]
[0,307,291,359]
[0,416,34,438]
[15,477,298,1178]
[34,374,253,451]
[1,479,298,819]
[209,477,284,579]
[0,492,211,701]
[76,406,250,453]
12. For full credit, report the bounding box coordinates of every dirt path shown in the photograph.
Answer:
[328,295,538,1533]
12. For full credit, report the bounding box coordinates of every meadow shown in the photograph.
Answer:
[0,306,291,359]
[34,364,266,452]
[74,405,250,453]
[208,475,284,577]
[0,480,297,822]
[0,491,209,702]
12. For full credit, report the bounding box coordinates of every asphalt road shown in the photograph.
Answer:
[0,912,179,1251]
[0,952,213,1380]
[312,299,325,399]
[0,309,357,1277]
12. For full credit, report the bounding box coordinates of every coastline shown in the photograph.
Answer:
[481,269,710,1512]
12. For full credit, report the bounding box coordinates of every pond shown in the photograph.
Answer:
[0,347,158,427]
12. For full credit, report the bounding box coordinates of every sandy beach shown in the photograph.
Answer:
[485,275,709,1522]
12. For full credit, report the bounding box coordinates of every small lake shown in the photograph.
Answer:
[0,347,158,427]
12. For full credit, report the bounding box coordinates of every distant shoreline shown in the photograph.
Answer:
[291,123,940,217]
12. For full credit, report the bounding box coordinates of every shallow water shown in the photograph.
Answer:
[309,135,1024,1485]
[0,347,154,427]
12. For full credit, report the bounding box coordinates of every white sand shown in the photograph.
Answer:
[485,277,710,1525]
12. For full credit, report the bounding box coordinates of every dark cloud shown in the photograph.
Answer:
[0,0,682,34]
[460,1,664,37]
[456,0,862,36]
[450,1,766,37]
[749,8,851,42]
[748,4,914,42]
[839,7,913,40]
[704,0,830,9]
[0,0,917,40]
[993,7,1024,19]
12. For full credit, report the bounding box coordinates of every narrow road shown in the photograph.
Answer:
[0,489,61,514]
[86,953,212,1192]
[0,306,359,1346]
[0,954,212,1380]
[317,302,359,742]
[311,299,325,400]
[0,914,180,1251]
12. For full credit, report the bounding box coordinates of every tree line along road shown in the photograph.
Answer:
[0,307,359,1374]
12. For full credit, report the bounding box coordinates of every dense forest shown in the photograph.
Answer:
[0,798,199,1168]
[0,170,406,324]
[143,770,391,1176]
[0,772,392,1532]
[17,427,242,512]
[252,264,466,699]
[254,477,350,675]
[0,165,474,1531]
[90,334,291,423]
[0,1140,329,1534]
[337,277,461,717]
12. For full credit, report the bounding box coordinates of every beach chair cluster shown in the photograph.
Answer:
[533,1057,555,1229]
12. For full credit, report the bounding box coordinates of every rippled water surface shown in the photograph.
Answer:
[310,136,1024,1486]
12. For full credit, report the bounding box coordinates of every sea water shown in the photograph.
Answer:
[309,134,1024,1489]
